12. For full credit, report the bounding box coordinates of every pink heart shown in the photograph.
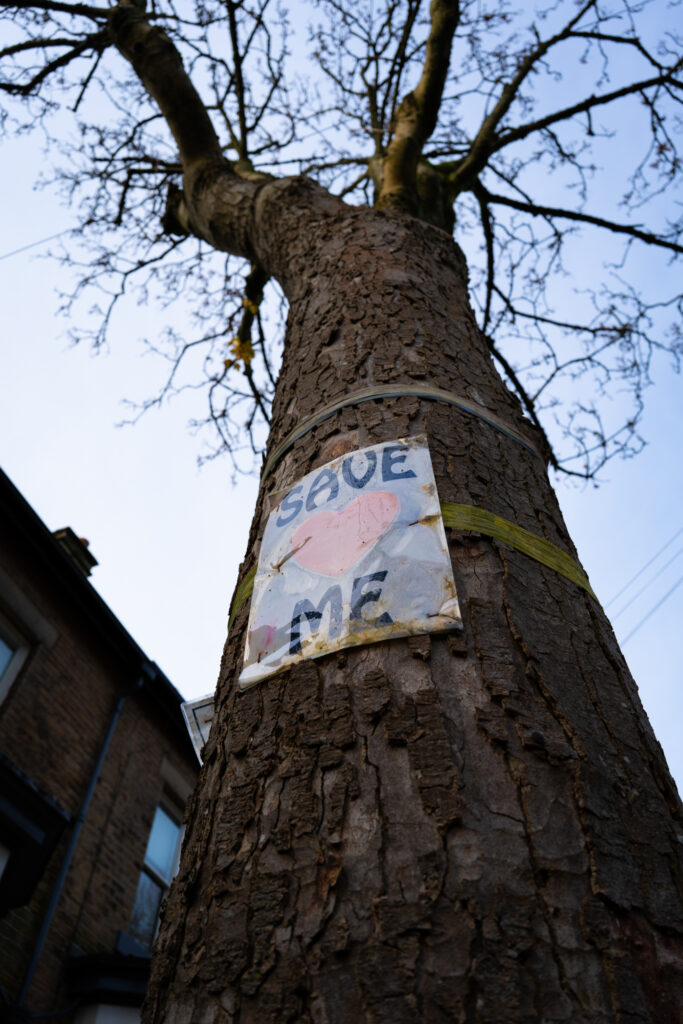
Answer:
[291,491,400,578]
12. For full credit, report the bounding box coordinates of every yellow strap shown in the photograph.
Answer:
[228,501,596,628]
[440,502,597,600]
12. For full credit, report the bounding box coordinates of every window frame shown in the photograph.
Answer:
[0,563,57,706]
[128,797,184,950]
[0,611,30,705]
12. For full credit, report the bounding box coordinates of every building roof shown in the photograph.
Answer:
[0,467,195,753]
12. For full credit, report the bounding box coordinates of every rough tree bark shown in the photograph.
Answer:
[132,188,683,1021]
[101,5,683,1021]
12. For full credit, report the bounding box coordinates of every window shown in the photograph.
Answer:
[0,633,15,676]
[0,841,9,882]
[129,804,183,949]
[0,565,59,706]
[0,617,29,705]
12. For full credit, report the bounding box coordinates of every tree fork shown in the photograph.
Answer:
[144,207,683,1023]
[376,0,461,219]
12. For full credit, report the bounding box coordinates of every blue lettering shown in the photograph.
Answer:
[381,445,417,482]
[290,586,343,654]
[350,570,393,626]
[306,468,339,511]
[276,485,304,527]
[341,450,377,489]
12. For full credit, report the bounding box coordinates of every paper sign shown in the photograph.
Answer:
[239,436,461,689]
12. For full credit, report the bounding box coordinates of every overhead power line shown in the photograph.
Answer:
[620,573,683,647]
[613,545,683,620]
[0,230,71,263]
[605,525,683,608]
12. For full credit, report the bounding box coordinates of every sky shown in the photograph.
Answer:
[1,99,681,793]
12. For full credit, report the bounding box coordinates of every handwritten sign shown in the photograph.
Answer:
[239,436,461,689]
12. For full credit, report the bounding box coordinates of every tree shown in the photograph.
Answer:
[2,0,683,1020]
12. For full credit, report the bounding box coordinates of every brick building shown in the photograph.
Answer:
[0,469,199,1023]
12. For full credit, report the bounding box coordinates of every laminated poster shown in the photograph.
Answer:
[239,436,461,689]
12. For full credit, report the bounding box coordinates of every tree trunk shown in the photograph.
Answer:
[144,196,683,1023]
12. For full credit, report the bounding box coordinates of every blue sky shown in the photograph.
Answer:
[1,120,681,794]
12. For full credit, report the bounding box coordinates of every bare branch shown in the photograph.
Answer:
[445,0,598,194]
[2,0,680,478]
[1,0,107,18]
[107,2,224,173]
[484,333,558,470]
[0,31,105,94]
[225,0,249,165]
[492,68,683,158]
[377,0,460,215]
[480,186,683,255]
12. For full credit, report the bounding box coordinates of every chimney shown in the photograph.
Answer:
[52,527,99,578]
